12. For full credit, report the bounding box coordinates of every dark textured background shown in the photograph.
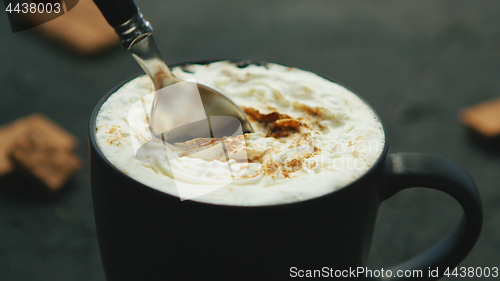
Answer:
[1,0,499,280]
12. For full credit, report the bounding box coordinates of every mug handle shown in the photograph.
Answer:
[373,152,483,280]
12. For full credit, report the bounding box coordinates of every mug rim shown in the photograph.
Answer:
[88,59,389,207]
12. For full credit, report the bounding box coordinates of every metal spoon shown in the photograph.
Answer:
[93,0,253,140]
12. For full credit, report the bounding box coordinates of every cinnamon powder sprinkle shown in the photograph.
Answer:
[242,107,303,138]
[105,125,124,146]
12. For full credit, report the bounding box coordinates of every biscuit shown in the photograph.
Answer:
[461,99,500,137]
[0,115,33,176]
[0,114,81,191]
[11,130,81,191]
[22,0,118,55]
[23,113,77,151]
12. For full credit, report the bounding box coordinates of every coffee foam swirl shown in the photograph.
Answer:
[95,61,384,205]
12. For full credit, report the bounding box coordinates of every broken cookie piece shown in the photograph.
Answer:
[0,114,82,192]
[0,116,33,176]
[24,113,78,151]
[460,99,500,137]
[21,0,118,56]
[11,135,81,191]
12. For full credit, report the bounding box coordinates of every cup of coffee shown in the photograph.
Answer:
[89,60,482,280]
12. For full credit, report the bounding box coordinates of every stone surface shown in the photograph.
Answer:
[0,0,499,280]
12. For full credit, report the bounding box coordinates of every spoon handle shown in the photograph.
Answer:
[93,0,153,50]
[93,0,175,88]
[93,0,139,27]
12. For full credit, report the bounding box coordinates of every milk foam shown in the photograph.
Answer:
[94,61,385,206]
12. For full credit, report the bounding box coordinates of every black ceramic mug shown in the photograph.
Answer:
[89,61,482,281]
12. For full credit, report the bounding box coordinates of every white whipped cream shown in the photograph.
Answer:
[94,61,385,206]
